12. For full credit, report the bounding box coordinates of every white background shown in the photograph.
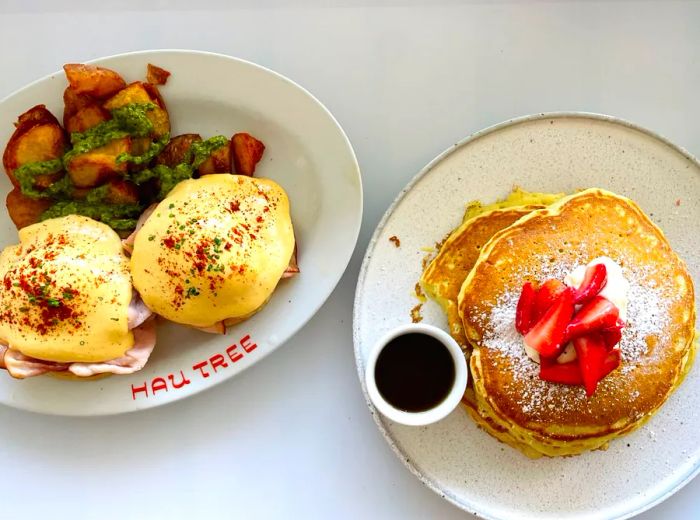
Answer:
[0,1,698,518]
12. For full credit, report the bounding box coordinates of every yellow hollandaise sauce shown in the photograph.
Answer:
[130,174,295,328]
[0,215,133,362]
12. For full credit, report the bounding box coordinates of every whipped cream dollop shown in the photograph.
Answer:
[524,256,630,364]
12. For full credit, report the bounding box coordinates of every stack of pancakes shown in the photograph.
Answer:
[421,188,696,458]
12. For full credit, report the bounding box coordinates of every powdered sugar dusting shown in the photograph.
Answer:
[478,253,674,419]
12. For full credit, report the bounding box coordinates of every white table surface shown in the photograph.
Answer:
[0,1,698,518]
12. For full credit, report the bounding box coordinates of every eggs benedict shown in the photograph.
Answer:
[129,174,297,332]
[0,215,155,378]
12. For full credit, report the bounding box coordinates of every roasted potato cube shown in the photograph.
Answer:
[63,64,126,99]
[103,81,151,107]
[64,104,110,134]
[155,134,202,167]
[104,179,140,205]
[231,133,265,176]
[63,87,95,127]
[32,170,64,190]
[142,82,167,110]
[3,106,67,188]
[197,139,231,175]
[129,136,153,158]
[14,104,61,132]
[104,81,170,137]
[147,64,171,86]
[66,137,130,188]
[6,188,52,229]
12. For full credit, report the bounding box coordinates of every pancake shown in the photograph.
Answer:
[420,189,563,350]
[420,189,563,456]
[458,188,696,457]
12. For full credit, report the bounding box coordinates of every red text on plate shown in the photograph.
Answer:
[131,334,259,400]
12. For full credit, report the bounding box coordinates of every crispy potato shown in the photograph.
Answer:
[3,106,68,188]
[105,179,140,205]
[103,81,151,108]
[32,170,64,190]
[147,64,171,86]
[6,188,52,229]
[129,136,153,158]
[66,137,130,188]
[197,139,231,175]
[142,83,170,137]
[104,81,170,137]
[63,64,126,99]
[72,179,138,208]
[62,87,95,127]
[231,133,265,176]
[155,134,202,167]
[64,104,110,134]
[142,82,167,110]
[14,104,60,132]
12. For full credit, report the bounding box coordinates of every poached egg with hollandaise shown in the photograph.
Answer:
[129,174,296,331]
[0,215,155,378]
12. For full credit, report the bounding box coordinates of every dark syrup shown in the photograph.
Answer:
[374,332,455,412]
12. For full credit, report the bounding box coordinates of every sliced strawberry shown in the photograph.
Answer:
[534,279,567,321]
[573,263,607,304]
[524,287,574,359]
[600,318,625,349]
[573,334,608,397]
[600,347,621,379]
[515,281,537,334]
[565,296,619,341]
[539,360,582,385]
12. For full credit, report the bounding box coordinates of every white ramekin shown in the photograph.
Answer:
[365,323,468,426]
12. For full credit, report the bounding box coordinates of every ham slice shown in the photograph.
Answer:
[0,296,156,379]
[69,317,156,377]
[128,293,152,330]
[193,322,226,335]
[282,243,300,279]
[1,346,69,379]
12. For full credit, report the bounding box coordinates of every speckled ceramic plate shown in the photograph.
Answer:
[0,50,362,415]
[353,113,699,520]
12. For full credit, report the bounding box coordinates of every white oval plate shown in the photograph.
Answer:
[0,50,362,416]
[354,113,699,520]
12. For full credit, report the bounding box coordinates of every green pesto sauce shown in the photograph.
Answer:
[64,103,157,166]
[116,132,170,166]
[41,175,74,199]
[189,135,227,168]
[16,103,159,201]
[16,103,227,232]
[14,159,63,197]
[40,199,142,230]
[131,135,228,200]
[41,182,143,229]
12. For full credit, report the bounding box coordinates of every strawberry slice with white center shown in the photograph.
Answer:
[515,281,537,335]
[524,287,574,359]
[534,279,567,321]
[572,263,607,304]
[573,334,608,396]
[565,295,620,341]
